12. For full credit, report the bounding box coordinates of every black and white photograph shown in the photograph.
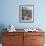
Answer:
[19,5,34,23]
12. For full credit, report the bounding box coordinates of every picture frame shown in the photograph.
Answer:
[19,5,34,23]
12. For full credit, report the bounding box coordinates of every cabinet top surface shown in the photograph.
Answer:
[4,29,45,33]
[4,29,44,33]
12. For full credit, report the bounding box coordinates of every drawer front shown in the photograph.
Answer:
[24,32,45,46]
[24,36,32,46]
[3,36,23,46]
[32,44,44,46]
[3,36,23,44]
[3,32,23,36]
[3,32,24,46]
[3,43,23,46]
[3,36,9,44]
[32,36,45,44]
[24,32,44,36]
[3,43,15,46]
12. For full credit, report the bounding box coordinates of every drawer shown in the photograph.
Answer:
[3,32,23,36]
[24,36,32,40]
[3,37,23,46]
[3,43,23,46]
[24,36,32,45]
[3,36,9,44]
[32,36,45,44]
[31,44,44,46]
[3,43,22,46]
[24,32,44,36]
[3,36,23,41]
[24,35,44,45]
[3,36,23,44]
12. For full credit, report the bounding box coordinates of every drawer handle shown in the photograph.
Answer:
[9,38,12,40]
[32,39,36,40]
[9,38,14,40]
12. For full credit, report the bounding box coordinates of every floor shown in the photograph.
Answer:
[0,44,2,46]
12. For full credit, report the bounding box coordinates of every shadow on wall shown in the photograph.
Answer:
[0,24,7,43]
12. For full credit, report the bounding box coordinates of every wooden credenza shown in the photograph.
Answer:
[2,32,45,46]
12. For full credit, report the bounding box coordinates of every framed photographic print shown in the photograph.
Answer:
[19,5,34,23]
